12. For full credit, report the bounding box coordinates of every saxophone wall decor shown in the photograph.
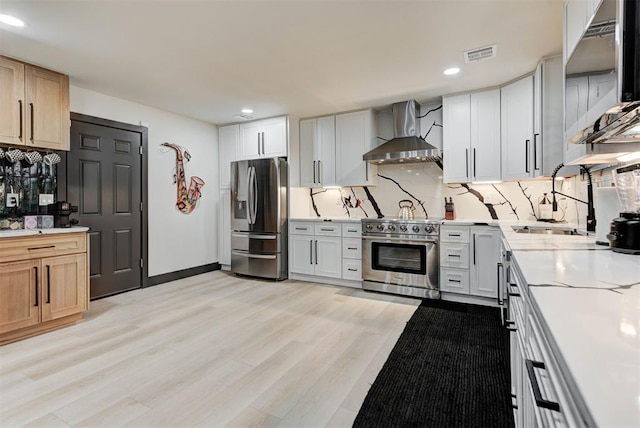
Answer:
[161,142,205,214]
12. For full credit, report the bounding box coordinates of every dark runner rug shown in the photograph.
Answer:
[353,299,513,428]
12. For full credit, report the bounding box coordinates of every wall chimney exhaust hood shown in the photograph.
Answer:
[363,100,441,164]
[566,0,640,165]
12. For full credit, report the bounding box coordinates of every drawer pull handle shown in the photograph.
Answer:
[449,279,461,283]
[34,266,38,307]
[347,229,357,232]
[347,268,357,272]
[525,360,561,412]
[449,233,461,237]
[46,265,51,304]
[347,247,357,250]
[448,254,460,258]
[295,227,308,230]
[506,326,517,332]
[320,228,335,232]
[28,245,56,251]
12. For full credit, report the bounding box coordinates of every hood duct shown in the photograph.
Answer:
[363,100,441,164]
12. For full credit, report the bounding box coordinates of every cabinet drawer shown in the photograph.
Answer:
[440,243,469,268]
[342,259,362,281]
[440,268,470,294]
[440,226,470,243]
[0,233,86,263]
[314,223,341,236]
[342,238,361,259]
[290,222,314,235]
[342,223,362,237]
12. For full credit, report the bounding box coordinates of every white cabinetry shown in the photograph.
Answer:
[299,116,336,187]
[335,109,377,186]
[440,225,500,303]
[218,189,231,266]
[239,116,287,160]
[443,89,501,183]
[289,220,362,287]
[219,124,239,189]
[501,76,535,180]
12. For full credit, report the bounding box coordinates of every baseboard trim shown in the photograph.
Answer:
[440,291,500,308]
[147,263,221,287]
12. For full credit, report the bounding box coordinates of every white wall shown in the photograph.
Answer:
[70,86,219,277]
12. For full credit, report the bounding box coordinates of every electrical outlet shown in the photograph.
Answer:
[39,194,54,206]
[6,193,19,207]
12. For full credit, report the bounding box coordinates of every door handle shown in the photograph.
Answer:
[525,360,561,412]
[497,262,504,305]
[29,103,34,142]
[473,233,476,265]
[313,161,316,183]
[533,133,539,171]
[252,167,258,224]
[315,240,318,264]
[318,160,322,183]
[465,149,469,179]
[34,266,38,307]
[261,132,265,155]
[231,251,276,260]
[310,240,313,265]
[257,133,261,155]
[525,139,530,173]
[473,148,477,178]
[45,265,51,304]
[18,100,23,140]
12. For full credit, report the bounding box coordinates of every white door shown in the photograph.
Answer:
[470,228,500,298]
[261,117,287,158]
[501,76,534,180]
[335,110,374,186]
[290,235,314,275]
[443,94,471,183]
[239,121,262,160]
[317,115,336,186]
[219,124,239,189]
[299,118,317,187]
[218,189,231,266]
[314,237,342,278]
[470,89,501,182]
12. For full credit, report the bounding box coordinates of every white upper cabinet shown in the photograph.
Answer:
[238,116,287,160]
[443,89,500,183]
[501,75,535,180]
[537,55,567,177]
[299,116,336,187]
[218,124,239,189]
[335,109,377,187]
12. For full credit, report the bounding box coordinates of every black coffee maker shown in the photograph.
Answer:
[607,164,640,255]
[48,201,78,228]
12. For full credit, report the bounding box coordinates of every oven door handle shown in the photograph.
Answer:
[362,235,438,244]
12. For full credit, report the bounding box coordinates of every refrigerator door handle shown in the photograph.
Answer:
[246,166,254,225]
[232,233,276,240]
[251,166,258,225]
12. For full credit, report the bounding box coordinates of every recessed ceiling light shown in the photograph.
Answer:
[443,67,460,76]
[0,14,25,27]
[241,108,253,114]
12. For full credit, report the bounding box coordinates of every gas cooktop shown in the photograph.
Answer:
[361,218,442,236]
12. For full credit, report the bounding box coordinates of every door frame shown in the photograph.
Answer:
[58,112,149,289]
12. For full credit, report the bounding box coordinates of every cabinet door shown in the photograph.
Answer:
[315,237,342,278]
[501,76,534,180]
[239,121,262,160]
[0,260,40,334]
[41,254,87,322]
[261,116,287,158]
[470,228,500,299]
[25,65,70,151]
[218,189,231,265]
[290,235,314,275]
[219,124,239,189]
[0,56,26,146]
[471,89,501,182]
[317,115,336,186]
[335,110,376,186]
[443,94,471,183]
[299,118,317,187]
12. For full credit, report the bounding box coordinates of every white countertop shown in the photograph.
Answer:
[506,242,640,427]
[290,217,361,223]
[0,226,89,238]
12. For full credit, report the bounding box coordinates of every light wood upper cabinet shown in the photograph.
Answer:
[335,109,377,187]
[0,56,70,151]
[0,56,25,146]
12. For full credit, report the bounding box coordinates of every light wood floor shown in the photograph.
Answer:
[0,271,419,427]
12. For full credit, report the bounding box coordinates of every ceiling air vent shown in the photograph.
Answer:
[232,113,254,120]
[583,19,616,39]
[464,44,497,63]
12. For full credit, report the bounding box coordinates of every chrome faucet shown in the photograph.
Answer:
[551,163,596,232]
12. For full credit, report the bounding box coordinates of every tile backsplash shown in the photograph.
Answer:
[291,163,587,226]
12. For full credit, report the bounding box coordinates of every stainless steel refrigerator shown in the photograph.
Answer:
[230,158,288,280]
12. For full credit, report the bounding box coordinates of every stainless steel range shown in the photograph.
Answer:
[362,218,440,299]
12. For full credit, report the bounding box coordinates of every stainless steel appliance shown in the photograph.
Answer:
[230,158,288,279]
[607,162,640,254]
[362,218,440,299]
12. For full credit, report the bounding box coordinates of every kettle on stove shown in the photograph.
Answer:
[398,200,415,220]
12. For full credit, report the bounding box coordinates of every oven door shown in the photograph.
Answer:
[362,235,438,289]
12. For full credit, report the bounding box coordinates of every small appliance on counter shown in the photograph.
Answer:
[607,164,640,254]
[47,201,79,228]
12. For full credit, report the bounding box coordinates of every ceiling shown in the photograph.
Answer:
[0,0,563,125]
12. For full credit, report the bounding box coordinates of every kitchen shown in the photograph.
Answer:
[1,0,640,427]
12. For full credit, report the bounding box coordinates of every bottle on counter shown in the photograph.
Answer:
[538,193,553,221]
[445,197,456,220]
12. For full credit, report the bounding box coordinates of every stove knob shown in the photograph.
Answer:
[387,224,396,232]
[399,225,407,232]
[412,225,420,233]
[377,224,385,231]
[426,225,435,233]
[365,224,372,230]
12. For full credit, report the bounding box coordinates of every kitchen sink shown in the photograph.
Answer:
[511,226,587,236]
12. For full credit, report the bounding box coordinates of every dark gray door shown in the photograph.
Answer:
[67,119,143,299]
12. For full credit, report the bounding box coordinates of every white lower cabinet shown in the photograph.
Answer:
[289,220,361,285]
[440,225,500,302]
[218,189,231,266]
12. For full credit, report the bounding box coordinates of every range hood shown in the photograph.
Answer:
[566,0,640,164]
[363,100,441,164]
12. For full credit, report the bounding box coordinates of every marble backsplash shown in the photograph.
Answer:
[290,163,594,228]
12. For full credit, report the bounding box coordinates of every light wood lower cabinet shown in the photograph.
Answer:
[0,232,89,345]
